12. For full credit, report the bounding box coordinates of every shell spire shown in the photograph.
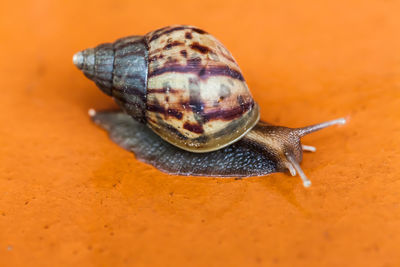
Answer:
[72,44,114,96]
[72,51,84,69]
[73,36,149,123]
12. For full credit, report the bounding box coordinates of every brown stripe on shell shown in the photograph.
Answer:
[148,26,190,42]
[164,41,184,50]
[180,50,187,58]
[200,105,258,140]
[147,116,189,141]
[148,26,208,43]
[154,124,190,142]
[159,122,189,141]
[147,98,253,122]
[165,56,179,65]
[192,28,207,34]
[146,47,166,56]
[147,88,181,94]
[190,42,211,54]
[185,32,193,39]
[146,103,183,120]
[183,122,204,134]
[148,26,169,37]
[203,100,254,122]
[148,64,245,81]
[187,57,202,66]
[149,54,164,62]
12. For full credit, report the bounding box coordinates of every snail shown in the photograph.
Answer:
[73,25,346,187]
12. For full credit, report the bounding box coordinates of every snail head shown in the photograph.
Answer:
[247,118,346,187]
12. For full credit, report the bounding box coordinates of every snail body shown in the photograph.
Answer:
[74,25,346,187]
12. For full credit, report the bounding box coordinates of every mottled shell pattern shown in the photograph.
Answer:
[74,25,260,152]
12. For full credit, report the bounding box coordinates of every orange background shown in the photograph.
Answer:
[1,0,400,266]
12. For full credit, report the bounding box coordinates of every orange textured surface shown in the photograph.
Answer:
[1,0,400,266]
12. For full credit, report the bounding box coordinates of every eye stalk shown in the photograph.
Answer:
[294,118,347,137]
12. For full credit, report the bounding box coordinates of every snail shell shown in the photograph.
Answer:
[74,25,259,152]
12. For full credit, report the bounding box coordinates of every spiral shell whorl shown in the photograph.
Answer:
[73,44,114,96]
[73,36,148,122]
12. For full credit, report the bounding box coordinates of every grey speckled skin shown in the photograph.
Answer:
[91,110,282,177]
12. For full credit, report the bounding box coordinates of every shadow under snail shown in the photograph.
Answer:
[73,25,346,187]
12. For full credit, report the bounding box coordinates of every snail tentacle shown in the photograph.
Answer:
[295,118,347,137]
[286,153,311,187]
[302,145,316,152]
